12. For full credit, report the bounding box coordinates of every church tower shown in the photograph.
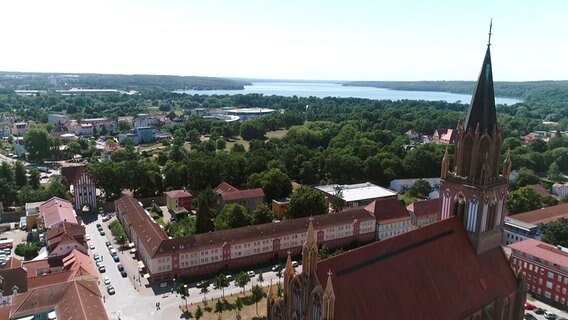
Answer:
[439,24,510,254]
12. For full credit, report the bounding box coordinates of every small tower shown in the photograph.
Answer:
[439,22,510,254]
[302,217,318,275]
[283,251,295,300]
[267,281,276,320]
[322,270,336,320]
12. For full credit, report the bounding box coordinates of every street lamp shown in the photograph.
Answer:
[173,278,176,295]
[183,284,189,312]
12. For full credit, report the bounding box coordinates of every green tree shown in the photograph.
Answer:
[507,185,543,214]
[117,121,131,132]
[195,188,217,234]
[330,185,345,213]
[200,286,209,302]
[247,168,292,203]
[214,300,224,317]
[251,204,274,225]
[240,120,266,141]
[542,218,568,247]
[231,143,246,153]
[548,161,563,182]
[214,204,249,231]
[25,126,55,163]
[14,161,27,188]
[251,284,266,316]
[215,138,226,151]
[15,242,40,260]
[510,168,540,190]
[28,169,41,189]
[257,273,264,284]
[235,271,251,295]
[287,186,327,219]
[235,297,243,319]
[408,179,432,198]
[214,274,230,298]
[195,306,204,320]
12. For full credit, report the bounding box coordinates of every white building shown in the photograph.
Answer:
[315,182,397,209]
[552,183,568,198]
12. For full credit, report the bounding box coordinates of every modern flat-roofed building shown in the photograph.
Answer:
[315,182,397,209]
[509,239,568,309]
[224,108,275,120]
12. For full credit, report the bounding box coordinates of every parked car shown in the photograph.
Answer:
[99,230,106,236]
[105,241,112,248]
[272,264,282,272]
[225,274,233,281]
[291,261,299,268]
[85,234,91,241]
[93,253,99,260]
[535,308,546,315]
[524,302,536,310]
[96,260,104,267]
[102,215,111,222]
[524,314,537,320]
[196,280,209,288]
[112,255,120,262]
[545,311,558,320]
[89,243,95,250]
[104,277,111,285]
[98,266,106,273]
[247,271,255,277]
[96,223,101,228]
[117,264,124,272]
[107,285,115,295]
[120,270,128,278]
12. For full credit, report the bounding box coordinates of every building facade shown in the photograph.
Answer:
[165,190,192,212]
[61,165,97,212]
[510,239,568,310]
[502,203,568,246]
[115,194,375,284]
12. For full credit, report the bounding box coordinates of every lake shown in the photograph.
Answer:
[175,82,522,105]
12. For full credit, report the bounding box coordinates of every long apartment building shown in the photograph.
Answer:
[115,194,376,284]
[509,239,568,310]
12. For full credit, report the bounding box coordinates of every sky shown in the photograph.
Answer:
[0,0,566,81]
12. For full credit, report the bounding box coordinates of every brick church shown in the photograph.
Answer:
[267,33,527,320]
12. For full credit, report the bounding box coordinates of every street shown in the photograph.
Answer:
[84,212,297,320]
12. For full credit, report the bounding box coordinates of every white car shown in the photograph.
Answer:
[291,261,299,268]
[104,277,111,285]
[247,271,255,277]
[85,234,91,241]
[89,243,95,250]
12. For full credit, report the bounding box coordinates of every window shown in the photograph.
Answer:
[546,281,553,289]
[548,271,554,279]
[544,290,550,298]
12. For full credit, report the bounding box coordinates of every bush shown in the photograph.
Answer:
[109,220,128,244]
[15,242,41,260]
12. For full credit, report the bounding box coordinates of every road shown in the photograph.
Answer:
[84,213,297,320]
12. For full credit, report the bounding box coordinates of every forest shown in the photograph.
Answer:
[0,72,250,91]
[1,79,568,221]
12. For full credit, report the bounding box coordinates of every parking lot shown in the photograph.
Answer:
[525,299,568,320]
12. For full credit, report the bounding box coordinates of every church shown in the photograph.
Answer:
[267,33,527,320]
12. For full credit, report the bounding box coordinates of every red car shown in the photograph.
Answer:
[524,302,536,310]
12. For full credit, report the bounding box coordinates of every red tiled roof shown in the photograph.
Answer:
[407,198,440,217]
[9,280,107,320]
[115,194,168,258]
[530,184,552,198]
[510,203,568,225]
[158,208,375,255]
[364,198,410,223]
[46,222,85,248]
[215,182,239,194]
[39,197,77,228]
[509,239,568,268]
[316,217,519,320]
[221,188,264,202]
[165,189,192,199]
[103,143,121,153]
[0,257,27,296]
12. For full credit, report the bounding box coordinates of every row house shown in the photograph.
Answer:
[553,183,568,198]
[81,118,117,134]
[134,113,169,128]
[406,198,439,228]
[215,182,264,213]
[365,198,414,240]
[115,194,375,284]
[510,239,568,310]
[0,125,11,138]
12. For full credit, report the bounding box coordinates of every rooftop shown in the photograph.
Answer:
[315,182,397,203]
[39,197,77,228]
[406,198,440,217]
[510,203,568,225]
[316,217,518,319]
[365,198,410,223]
[165,189,192,199]
[509,238,568,268]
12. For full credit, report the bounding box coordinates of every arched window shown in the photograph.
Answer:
[486,197,497,231]
[292,282,302,315]
[312,295,322,320]
[461,135,474,177]
[453,194,466,223]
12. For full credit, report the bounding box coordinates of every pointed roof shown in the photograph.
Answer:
[284,252,295,278]
[464,45,497,134]
[303,218,315,249]
[323,269,335,299]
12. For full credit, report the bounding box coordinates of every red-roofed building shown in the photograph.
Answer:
[530,184,552,198]
[407,198,440,227]
[165,189,192,212]
[115,194,375,283]
[509,239,568,309]
[0,257,28,304]
[46,222,87,260]
[503,203,568,245]
[365,198,413,240]
[432,128,457,144]
[39,197,77,229]
[215,182,264,213]
[100,143,121,162]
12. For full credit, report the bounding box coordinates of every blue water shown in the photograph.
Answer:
[175,82,522,105]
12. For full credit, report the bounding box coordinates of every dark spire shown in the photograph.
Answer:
[464,22,497,134]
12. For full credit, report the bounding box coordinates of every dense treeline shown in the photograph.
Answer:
[0,72,250,91]
[344,80,568,101]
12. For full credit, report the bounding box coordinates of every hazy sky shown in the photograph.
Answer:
[0,0,566,81]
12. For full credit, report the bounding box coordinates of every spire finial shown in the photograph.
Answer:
[488,18,493,46]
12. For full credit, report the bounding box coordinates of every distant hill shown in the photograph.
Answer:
[343,80,568,101]
[0,71,250,91]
